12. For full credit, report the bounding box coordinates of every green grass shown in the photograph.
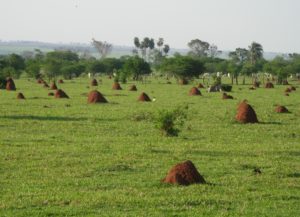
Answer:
[1,77,300,216]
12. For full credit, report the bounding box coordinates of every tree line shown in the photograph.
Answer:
[1,38,300,86]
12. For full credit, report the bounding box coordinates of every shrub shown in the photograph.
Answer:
[155,106,188,136]
[221,84,232,92]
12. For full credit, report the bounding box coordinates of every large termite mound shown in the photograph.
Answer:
[91,79,98,86]
[162,160,206,186]
[178,78,188,85]
[37,78,44,84]
[6,78,16,91]
[222,92,233,99]
[138,92,151,102]
[55,89,69,98]
[17,92,25,99]
[87,90,108,103]
[189,87,202,96]
[275,105,289,113]
[235,101,259,123]
[253,81,260,88]
[50,82,58,90]
[112,82,122,90]
[265,82,274,88]
[197,83,205,88]
[129,84,137,91]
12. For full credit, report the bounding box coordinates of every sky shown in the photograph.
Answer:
[0,0,300,53]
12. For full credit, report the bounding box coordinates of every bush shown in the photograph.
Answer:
[155,106,188,137]
[0,77,6,89]
[221,84,232,92]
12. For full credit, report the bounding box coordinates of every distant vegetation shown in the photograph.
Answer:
[1,38,300,85]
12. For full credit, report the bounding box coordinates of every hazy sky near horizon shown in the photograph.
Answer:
[1,0,300,53]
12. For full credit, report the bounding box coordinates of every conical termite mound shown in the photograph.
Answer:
[55,89,69,98]
[282,80,289,85]
[222,92,233,99]
[235,100,259,123]
[6,78,16,91]
[112,82,122,90]
[58,79,64,84]
[189,87,201,96]
[17,92,25,99]
[129,84,137,91]
[42,81,49,88]
[138,92,151,102]
[253,81,260,88]
[285,88,291,93]
[178,78,188,85]
[275,105,289,113]
[37,78,44,84]
[50,81,58,90]
[87,90,108,103]
[162,160,206,186]
[91,78,98,86]
[197,83,205,88]
[265,82,274,88]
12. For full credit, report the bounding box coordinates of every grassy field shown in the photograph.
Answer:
[0,77,299,217]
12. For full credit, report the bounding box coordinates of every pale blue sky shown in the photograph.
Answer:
[0,0,299,52]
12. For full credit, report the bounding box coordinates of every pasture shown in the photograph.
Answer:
[1,77,300,216]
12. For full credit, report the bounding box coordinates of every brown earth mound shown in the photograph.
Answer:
[236,101,259,123]
[37,78,44,84]
[17,92,25,99]
[285,88,291,93]
[282,80,289,85]
[178,78,188,85]
[129,84,137,91]
[50,82,58,90]
[189,87,201,96]
[55,89,69,98]
[58,79,64,84]
[138,92,151,102]
[197,83,205,88]
[290,86,296,91]
[253,81,260,88]
[275,105,289,113]
[265,82,274,88]
[222,92,233,99]
[162,160,206,186]
[43,82,49,88]
[112,82,122,90]
[48,92,54,96]
[91,78,98,86]
[6,78,16,91]
[87,90,108,103]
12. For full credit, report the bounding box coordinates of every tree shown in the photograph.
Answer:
[249,42,263,65]
[61,63,86,79]
[92,38,112,59]
[160,56,204,80]
[208,44,222,58]
[42,51,79,80]
[264,56,289,84]
[187,39,210,57]
[25,59,41,78]
[122,56,151,80]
